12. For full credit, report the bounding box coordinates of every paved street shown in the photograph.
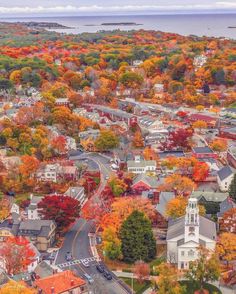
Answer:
[55,219,131,294]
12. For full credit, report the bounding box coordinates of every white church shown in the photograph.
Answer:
[167,198,216,269]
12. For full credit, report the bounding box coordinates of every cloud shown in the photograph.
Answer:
[0,3,235,15]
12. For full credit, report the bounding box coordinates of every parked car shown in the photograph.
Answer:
[83,273,94,284]
[103,271,112,280]
[96,264,105,273]
[65,252,73,261]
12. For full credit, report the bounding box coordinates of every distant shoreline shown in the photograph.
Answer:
[101,22,142,26]
[15,21,73,29]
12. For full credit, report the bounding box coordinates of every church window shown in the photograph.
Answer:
[191,214,194,222]
[188,250,194,256]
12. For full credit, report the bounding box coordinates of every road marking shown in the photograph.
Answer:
[57,257,97,269]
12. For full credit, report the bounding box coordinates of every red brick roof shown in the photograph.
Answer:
[34,270,86,294]
[188,113,217,122]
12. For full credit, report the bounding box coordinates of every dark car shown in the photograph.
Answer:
[103,271,112,280]
[96,264,105,273]
[65,252,73,261]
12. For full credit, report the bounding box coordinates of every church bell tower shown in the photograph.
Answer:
[184,198,200,243]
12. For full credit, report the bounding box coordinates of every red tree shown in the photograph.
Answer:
[162,128,193,151]
[134,261,150,284]
[0,237,36,275]
[220,207,236,233]
[51,135,67,154]
[38,195,80,233]
[192,162,209,182]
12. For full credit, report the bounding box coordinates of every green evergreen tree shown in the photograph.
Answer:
[229,174,236,201]
[120,210,156,263]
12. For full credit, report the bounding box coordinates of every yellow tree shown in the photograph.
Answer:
[166,196,205,219]
[160,174,196,195]
[102,226,122,260]
[192,120,207,132]
[154,263,184,294]
[195,105,205,112]
[217,232,236,266]
[0,197,10,221]
[143,146,159,164]
[210,139,228,152]
[0,280,36,294]
[133,131,144,148]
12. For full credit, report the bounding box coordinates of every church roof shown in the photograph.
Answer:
[167,216,216,241]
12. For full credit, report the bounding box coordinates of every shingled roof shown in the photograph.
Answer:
[34,270,86,294]
[217,165,233,181]
[167,216,216,241]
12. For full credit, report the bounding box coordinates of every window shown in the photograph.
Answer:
[188,250,194,257]
[191,214,194,222]
[181,262,184,269]
[181,251,184,256]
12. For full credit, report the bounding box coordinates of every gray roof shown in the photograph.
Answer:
[217,197,236,217]
[91,105,134,119]
[222,127,236,134]
[35,261,55,278]
[217,165,233,181]
[227,108,236,113]
[127,159,156,168]
[192,146,214,154]
[159,151,185,159]
[156,192,175,217]
[18,220,55,237]
[191,191,228,203]
[167,216,216,241]
[0,271,10,286]
[133,174,160,188]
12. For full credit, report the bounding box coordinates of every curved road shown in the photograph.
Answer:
[55,219,131,294]
[55,152,131,294]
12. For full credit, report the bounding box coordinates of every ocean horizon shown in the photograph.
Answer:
[1,13,236,39]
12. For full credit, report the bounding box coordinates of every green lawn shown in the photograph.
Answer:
[121,277,151,294]
[180,281,222,294]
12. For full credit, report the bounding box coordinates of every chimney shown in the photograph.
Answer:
[71,280,74,287]
[51,287,55,294]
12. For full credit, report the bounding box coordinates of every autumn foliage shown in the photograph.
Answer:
[0,237,36,275]
[38,195,80,233]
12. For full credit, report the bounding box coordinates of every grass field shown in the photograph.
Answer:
[121,277,151,294]
[180,281,222,294]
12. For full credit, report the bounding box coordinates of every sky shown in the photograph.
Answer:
[0,0,235,16]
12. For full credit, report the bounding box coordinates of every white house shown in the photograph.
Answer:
[65,136,77,151]
[153,83,164,93]
[27,243,41,273]
[167,198,216,269]
[127,155,156,174]
[27,195,43,220]
[138,116,165,134]
[133,60,143,67]
[10,203,20,215]
[217,165,234,192]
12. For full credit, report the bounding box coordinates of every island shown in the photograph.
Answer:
[101,22,142,26]
[228,26,236,29]
[15,21,73,29]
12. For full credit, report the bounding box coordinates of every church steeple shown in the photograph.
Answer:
[185,198,199,226]
[184,198,200,243]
